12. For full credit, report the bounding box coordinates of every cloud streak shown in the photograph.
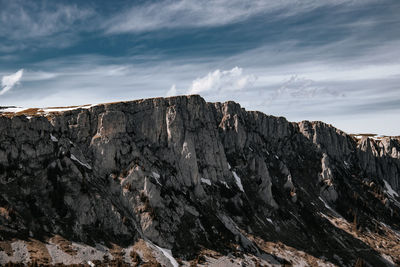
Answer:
[166,84,178,97]
[1,69,24,95]
[103,0,377,34]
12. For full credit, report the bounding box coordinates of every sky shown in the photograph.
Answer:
[0,0,399,135]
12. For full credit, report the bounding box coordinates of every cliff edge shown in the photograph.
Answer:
[0,95,399,266]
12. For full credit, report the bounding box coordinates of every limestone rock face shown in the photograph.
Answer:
[0,95,399,266]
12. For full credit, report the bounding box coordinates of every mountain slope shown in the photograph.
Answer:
[0,95,399,266]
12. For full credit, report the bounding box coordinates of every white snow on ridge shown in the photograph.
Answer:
[352,134,388,141]
[232,171,244,192]
[50,134,58,142]
[154,245,179,267]
[201,177,212,186]
[70,154,92,170]
[0,107,26,113]
[383,180,399,198]
[221,181,230,189]
[319,197,341,218]
[381,254,395,265]
[0,105,95,116]
[43,105,93,113]
[152,171,162,185]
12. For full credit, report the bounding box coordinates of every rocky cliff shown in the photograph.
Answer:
[0,95,399,266]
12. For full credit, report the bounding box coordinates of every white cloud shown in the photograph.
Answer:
[166,84,178,97]
[22,70,58,81]
[1,69,24,95]
[188,67,256,94]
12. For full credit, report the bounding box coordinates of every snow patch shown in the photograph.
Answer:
[70,154,92,170]
[381,254,394,265]
[383,179,399,197]
[0,107,26,113]
[152,171,160,179]
[0,105,96,116]
[42,105,93,113]
[44,107,82,112]
[201,177,212,186]
[50,134,58,142]
[220,181,230,189]
[232,171,244,192]
[343,161,349,168]
[154,245,179,267]
[152,171,162,185]
[319,197,341,217]
[353,134,386,141]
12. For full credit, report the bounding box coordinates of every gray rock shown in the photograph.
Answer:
[0,95,399,266]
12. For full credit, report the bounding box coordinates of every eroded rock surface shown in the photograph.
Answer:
[0,95,399,266]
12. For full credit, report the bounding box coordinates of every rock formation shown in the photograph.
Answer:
[0,95,399,266]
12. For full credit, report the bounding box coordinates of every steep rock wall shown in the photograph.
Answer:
[0,95,399,266]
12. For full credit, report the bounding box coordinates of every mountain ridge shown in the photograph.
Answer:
[0,95,399,266]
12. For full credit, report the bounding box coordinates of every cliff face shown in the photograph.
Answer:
[0,95,399,266]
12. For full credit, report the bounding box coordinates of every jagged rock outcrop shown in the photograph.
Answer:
[0,95,399,266]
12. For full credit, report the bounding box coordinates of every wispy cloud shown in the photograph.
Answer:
[103,0,376,34]
[270,75,344,100]
[0,1,93,40]
[1,69,24,95]
[104,1,265,34]
[0,1,93,52]
[166,84,178,97]
[188,67,256,95]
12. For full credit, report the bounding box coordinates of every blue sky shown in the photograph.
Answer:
[0,0,399,135]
